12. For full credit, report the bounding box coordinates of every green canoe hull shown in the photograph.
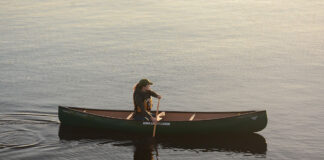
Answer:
[58,106,267,135]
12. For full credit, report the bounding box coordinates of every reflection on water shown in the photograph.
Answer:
[133,138,156,160]
[59,125,267,159]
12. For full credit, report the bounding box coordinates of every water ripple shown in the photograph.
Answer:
[0,129,42,149]
[0,113,59,125]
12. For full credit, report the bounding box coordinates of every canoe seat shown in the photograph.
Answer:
[157,112,165,117]
[157,112,165,121]
[189,113,196,121]
[126,112,134,120]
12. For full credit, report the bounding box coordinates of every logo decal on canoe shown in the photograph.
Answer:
[142,122,171,126]
[251,116,258,120]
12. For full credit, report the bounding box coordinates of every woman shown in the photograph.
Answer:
[133,79,162,124]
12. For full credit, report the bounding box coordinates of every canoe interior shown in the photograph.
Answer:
[70,107,256,122]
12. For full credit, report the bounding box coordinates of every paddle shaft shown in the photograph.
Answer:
[152,99,160,137]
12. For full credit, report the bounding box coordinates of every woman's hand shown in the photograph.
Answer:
[157,95,162,99]
[151,117,157,125]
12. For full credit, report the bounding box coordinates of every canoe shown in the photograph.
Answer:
[58,106,267,135]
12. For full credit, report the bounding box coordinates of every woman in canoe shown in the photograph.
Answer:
[133,79,162,124]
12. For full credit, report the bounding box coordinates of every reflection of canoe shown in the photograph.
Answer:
[58,106,267,135]
[59,125,267,155]
[159,133,267,155]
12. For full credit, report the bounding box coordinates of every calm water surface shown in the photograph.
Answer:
[1,0,324,159]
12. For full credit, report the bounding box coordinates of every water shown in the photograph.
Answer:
[1,0,324,159]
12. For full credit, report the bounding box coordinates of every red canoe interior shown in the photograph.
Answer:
[71,108,255,122]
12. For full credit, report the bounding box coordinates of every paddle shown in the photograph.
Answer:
[152,99,160,137]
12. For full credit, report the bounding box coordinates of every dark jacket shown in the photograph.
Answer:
[133,89,158,120]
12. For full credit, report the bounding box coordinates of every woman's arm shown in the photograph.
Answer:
[148,90,162,99]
